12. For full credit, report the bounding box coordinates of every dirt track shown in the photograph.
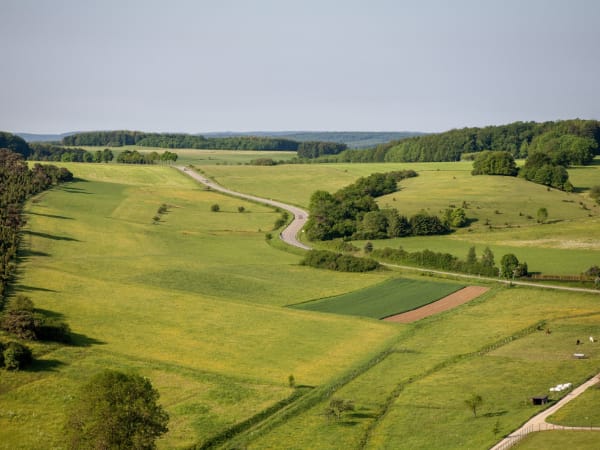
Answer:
[383,286,489,323]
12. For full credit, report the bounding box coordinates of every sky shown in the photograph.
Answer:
[1,0,600,134]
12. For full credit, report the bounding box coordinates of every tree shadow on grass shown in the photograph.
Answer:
[482,410,508,418]
[17,249,51,258]
[24,211,74,220]
[28,358,66,372]
[69,332,106,347]
[24,230,79,242]
[13,285,58,294]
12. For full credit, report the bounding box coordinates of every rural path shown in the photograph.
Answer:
[175,166,600,295]
[490,373,600,450]
[175,166,311,250]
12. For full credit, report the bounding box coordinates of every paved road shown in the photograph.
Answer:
[490,373,600,450]
[175,166,311,250]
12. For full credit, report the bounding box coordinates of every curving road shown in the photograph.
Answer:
[175,166,600,295]
[175,166,311,250]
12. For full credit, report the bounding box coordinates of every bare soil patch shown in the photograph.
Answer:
[383,286,489,323]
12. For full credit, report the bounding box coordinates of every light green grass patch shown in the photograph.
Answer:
[513,430,600,449]
[291,278,464,319]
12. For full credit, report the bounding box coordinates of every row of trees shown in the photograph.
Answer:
[116,150,178,164]
[1,295,71,342]
[0,149,73,300]
[371,246,499,276]
[61,130,347,154]
[301,250,380,272]
[29,144,114,163]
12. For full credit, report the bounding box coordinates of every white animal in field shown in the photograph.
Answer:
[590,336,596,343]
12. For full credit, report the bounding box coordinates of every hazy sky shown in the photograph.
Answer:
[1,0,599,133]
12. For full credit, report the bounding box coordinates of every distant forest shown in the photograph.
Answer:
[324,119,600,163]
[61,131,348,156]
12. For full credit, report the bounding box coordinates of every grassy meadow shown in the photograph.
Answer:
[291,278,464,319]
[201,159,600,274]
[1,163,398,449]
[2,156,600,449]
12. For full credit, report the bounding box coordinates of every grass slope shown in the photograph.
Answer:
[1,163,396,449]
[291,278,464,319]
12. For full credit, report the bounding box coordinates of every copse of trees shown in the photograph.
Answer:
[116,150,177,164]
[519,152,572,191]
[305,170,462,241]
[471,151,518,176]
[0,340,33,370]
[0,132,31,158]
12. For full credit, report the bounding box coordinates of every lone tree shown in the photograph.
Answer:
[537,207,548,224]
[465,394,483,417]
[500,254,520,279]
[210,204,220,212]
[65,370,169,449]
[324,398,355,421]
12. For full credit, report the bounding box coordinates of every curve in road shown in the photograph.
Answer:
[175,166,311,250]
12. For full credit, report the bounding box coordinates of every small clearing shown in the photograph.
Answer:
[383,286,489,323]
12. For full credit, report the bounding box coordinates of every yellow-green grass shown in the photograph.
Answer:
[199,162,600,274]
[291,278,464,319]
[1,163,397,449]
[513,430,600,449]
[246,288,600,449]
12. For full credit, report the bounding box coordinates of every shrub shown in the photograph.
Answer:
[2,341,33,370]
[210,204,220,212]
[301,250,379,272]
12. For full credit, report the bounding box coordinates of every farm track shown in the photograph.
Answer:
[175,166,310,250]
[175,166,600,448]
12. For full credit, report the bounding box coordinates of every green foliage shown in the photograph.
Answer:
[116,149,177,164]
[1,341,33,370]
[301,250,379,272]
[297,141,347,159]
[409,212,450,235]
[0,131,31,157]
[537,207,548,224]
[210,204,220,212]
[65,370,169,449]
[500,254,520,278]
[372,246,499,276]
[288,374,296,388]
[238,206,245,213]
[465,394,483,417]
[529,131,597,166]
[324,398,355,421]
[1,295,71,342]
[250,157,277,166]
[471,151,518,176]
[305,171,418,241]
[519,152,571,190]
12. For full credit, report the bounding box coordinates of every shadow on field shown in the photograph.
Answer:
[69,332,106,347]
[14,285,57,293]
[482,410,508,418]
[29,359,66,372]
[18,248,51,258]
[60,184,92,194]
[25,230,79,242]
[25,211,74,220]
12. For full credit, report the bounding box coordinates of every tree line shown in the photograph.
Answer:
[116,149,178,164]
[0,149,73,302]
[312,119,600,164]
[61,130,348,154]
[304,170,469,241]
[29,143,114,163]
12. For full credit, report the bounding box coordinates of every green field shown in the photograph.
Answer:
[201,160,600,274]
[291,278,464,319]
[3,158,600,449]
[0,163,397,449]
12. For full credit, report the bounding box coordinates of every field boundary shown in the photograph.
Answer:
[383,286,489,323]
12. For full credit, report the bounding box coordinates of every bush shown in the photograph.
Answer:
[2,341,33,370]
[33,314,71,343]
[301,250,379,272]
[210,204,220,212]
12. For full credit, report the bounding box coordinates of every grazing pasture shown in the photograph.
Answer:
[291,278,464,319]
